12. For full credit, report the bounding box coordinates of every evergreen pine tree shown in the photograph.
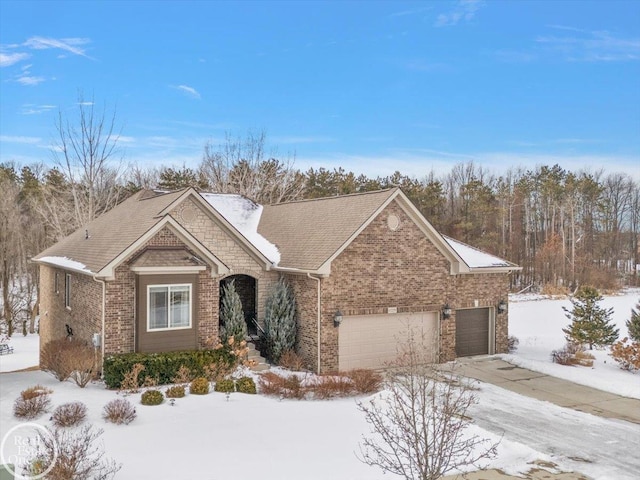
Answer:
[562,286,619,349]
[627,300,640,342]
[220,280,247,343]
[264,278,297,363]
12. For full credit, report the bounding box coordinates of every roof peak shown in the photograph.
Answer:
[266,187,398,207]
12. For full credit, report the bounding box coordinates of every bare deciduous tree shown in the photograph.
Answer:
[53,92,124,228]
[357,331,498,480]
[200,130,304,204]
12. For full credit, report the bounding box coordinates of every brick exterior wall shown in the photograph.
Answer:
[38,265,102,365]
[290,200,510,373]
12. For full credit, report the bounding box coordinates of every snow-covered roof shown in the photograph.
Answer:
[200,193,281,265]
[443,236,514,269]
[37,256,94,274]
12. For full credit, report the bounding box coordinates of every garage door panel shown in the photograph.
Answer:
[455,308,489,357]
[339,312,438,370]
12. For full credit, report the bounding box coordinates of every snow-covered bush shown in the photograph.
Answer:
[610,338,640,371]
[345,369,383,394]
[102,398,136,425]
[40,338,96,385]
[52,402,87,427]
[264,278,297,363]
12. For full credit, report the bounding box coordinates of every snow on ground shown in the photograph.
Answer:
[0,333,39,373]
[502,288,640,399]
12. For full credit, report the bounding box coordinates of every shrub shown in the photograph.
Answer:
[120,363,145,393]
[214,378,235,393]
[41,338,96,384]
[141,389,164,406]
[171,365,192,385]
[103,348,236,389]
[190,377,210,395]
[572,350,595,367]
[165,385,186,398]
[278,350,306,371]
[507,336,519,353]
[258,371,306,399]
[235,376,257,394]
[14,395,51,419]
[26,425,121,480]
[312,375,354,399]
[219,280,247,343]
[610,338,640,371]
[20,385,53,400]
[551,342,589,366]
[264,278,297,363]
[627,301,640,342]
[345,369,383,394]
[52,402,87,428]
[103,398,136,425]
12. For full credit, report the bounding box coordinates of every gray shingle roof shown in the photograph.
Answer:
[258,189,397,270]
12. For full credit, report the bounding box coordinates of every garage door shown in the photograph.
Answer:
[455,308,490,357]
[338,312,438,371]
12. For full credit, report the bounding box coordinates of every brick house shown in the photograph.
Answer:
[34,187,519,373]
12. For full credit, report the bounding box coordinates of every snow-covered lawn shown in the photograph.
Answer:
[0,334,39,373]
[0,290,638,479]
[504,288,640,399]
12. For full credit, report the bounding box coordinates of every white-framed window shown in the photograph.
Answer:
[54,273,60,294]
[147,284,192,331]
[65,273,71,309]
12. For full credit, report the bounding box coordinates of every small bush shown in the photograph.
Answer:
[20,385,53,400]
[312,375,354,399]
[345,369,383,394]
[551,342,583,366]
[190,377,210,395]
[103,398,136,425]
[258,372,306,399]
[278,350,306,371]
[572,350,595,367]
[165,385,186,398]
[51,402,87,428]
[214,378,235,393]
[14,395,51,419]
[171,365,192,385]
[103,348,236,389]
[120,363,145,394]
[141,389,164,406]
[235,376,257,394]
[508,336,519,353]
[610,338,640,371]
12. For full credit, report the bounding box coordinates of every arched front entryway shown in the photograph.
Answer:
[219,274,257,336]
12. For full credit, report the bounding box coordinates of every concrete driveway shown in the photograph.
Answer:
[453,356,640,424]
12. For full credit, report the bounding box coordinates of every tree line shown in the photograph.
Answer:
[1,99,638,334]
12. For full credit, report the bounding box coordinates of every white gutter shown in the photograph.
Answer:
[273,265,329,277]
[92,275,106,375]
[306,273,322,374]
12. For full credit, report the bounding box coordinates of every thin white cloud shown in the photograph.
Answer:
[16,75,45,86]
[536,26,640,62]
[435,0,484,27]
[23,36,92,59]
[0,52,30,67]
[0,135,42,144]
[20,104,56,115]
[390,6,432,18]
[172,84,201,99]
[271,135,335,145]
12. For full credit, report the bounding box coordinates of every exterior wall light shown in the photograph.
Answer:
[498,300,507,313]
[334,310,343,327]
[442,304,452,320]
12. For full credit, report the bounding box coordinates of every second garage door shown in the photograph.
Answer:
[455,308,490,357]
[338,312,438,371]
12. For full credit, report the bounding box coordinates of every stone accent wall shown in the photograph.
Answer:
[38,265,101,364]
[293,200,510,372]
[171,198,279,323]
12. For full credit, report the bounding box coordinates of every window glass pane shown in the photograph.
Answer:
[170,286,190,327]
[149,287,168,329]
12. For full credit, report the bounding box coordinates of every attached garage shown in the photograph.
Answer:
[338,312,439,370]
[455,308,493,357]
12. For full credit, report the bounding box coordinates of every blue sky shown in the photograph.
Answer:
[1,0,639,179]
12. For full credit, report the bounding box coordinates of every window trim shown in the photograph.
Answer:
[64,273,71,309]
[146,283,192,332]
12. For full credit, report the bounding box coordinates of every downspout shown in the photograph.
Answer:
[92,275,106,375]
[307,273,322,374]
